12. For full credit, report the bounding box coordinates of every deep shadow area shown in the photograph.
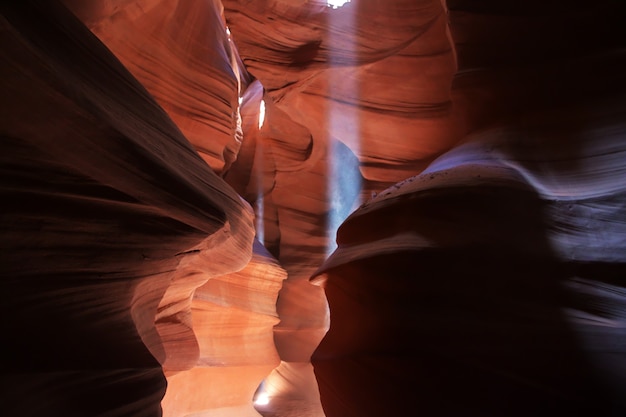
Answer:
[313,181,623,417]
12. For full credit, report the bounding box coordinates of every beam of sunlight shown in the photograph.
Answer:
[327,0,351,9]
[253,380,270,407]
[254,391,270,406]
[255,190,265,244]
[326,0,362,257]
[258,99,266,129]
[256,98,266,244]
[327,141,362,256]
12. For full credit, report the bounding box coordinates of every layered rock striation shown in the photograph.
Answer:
[311,1,626,416]
[161,240,286,417]
[221,2,464,413]
[2,0,626,416]
[63,0,251,174]
[1,1,256,416]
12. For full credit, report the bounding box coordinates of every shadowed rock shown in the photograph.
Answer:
[1,1,253,415]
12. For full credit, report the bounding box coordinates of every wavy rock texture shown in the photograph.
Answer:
[1,1,254,416]
[313,128,626,416]
[224,0,460,182]
[161,240,286,417]
[63,0,251,174]
[221,1,462,414]
[3,0,626,416]
[311,1,626,416]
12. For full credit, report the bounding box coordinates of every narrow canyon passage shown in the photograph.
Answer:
[1,1,625,417]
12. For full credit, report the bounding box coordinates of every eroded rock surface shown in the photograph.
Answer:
[64,0,250,174]
[311,1,626,416]
[1,1,254,416]
[162,240,286,417]
[221,1,463,413]
[2,0,625,416]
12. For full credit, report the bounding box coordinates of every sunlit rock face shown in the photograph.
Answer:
[161,240,286,417]
[63,0,250,174]
[1,1,254,416]
[3,0,626,416]
[221,1,461,414]
[311,0,626,416]
[224,0,460,183]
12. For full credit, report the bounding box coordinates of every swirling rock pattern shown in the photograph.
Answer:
[224,0,460,182]
[63,0,250,174]
[1,1,254,416]
[221,1,463,413]
[3,0,626,416]
[311,1,626,416]
[312,118,626,416]
[161,240,286,417]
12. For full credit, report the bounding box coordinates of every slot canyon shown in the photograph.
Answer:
[1,0,625,416]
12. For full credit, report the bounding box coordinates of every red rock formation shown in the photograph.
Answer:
[63,0,251,174]
[311,1,626,416]
[3,0,626,416]
[162,240,286,417]
[1,1,254,416]
[220,1,465,413]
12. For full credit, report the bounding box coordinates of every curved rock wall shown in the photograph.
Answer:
[311,0,626,416]
[63,0,250,174]
[3,0,625,416]
[1,1,255,416]
[312,119,626,415]
[161,240,286,417]
[221,2,463,413]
